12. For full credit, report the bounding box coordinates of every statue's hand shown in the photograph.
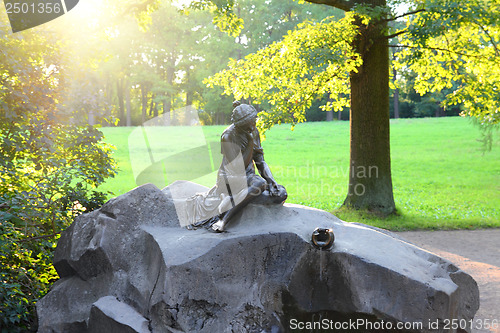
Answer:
[269,181,280,196]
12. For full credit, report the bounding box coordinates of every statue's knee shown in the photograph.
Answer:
[249,185,263,196]
[248,177,266,196]
[248,178,266,196]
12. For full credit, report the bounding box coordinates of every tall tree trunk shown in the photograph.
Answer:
[343,16,396,215]
[435,104,443,117]
[393,87,400,119]
[141,84,148,124]
[163,100,171,124]
[185,67,193,107]
[326,110,334,121]
[103,78,113,126]
[166,62,175,113]
[326,96,334,121]
[125,81,132,127]
[392,52,400,119]
[87,107,95,126]
[149,94,157,118]
[116,79,125,126]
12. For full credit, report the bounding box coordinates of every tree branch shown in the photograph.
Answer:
[18,232,60,242]
[472,20,500,57]
[383,9,425,23]
[388,44,485,58]
[303,0,354,11]
[385,29,408,40]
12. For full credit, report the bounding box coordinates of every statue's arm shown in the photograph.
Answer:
[253,132,279,190]
[220,132,240,163]
[255,158,275,183]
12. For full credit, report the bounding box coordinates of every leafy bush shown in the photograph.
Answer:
[0,17,116,332]
[0,123,115,332]
[0,221,58,331]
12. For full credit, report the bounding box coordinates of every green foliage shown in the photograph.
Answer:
[206,13,363,133]
[189,0,244,36]
[205,0,500,131]
[395,0,500,124]
[0,121,116,235]
[0,182,110,331]
[0,14,116,332]
[393,72,462,118]
[185,0,343,123]
[471,117,499,154]
[0,223,58,332]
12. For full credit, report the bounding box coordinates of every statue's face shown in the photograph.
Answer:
[237,117,257,133]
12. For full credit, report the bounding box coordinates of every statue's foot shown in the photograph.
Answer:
[211,220,225,233]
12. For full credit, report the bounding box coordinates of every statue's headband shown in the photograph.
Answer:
[231,104,258,126]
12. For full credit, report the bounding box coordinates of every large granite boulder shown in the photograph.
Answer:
[37,182,479,333]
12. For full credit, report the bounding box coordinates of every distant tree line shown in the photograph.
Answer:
[60,0,462,127]
[57,0,341,127]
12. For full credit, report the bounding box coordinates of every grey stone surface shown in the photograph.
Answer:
[87,296,150,333]
[37,183,480,333]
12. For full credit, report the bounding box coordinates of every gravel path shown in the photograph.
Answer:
[395,229,500,333]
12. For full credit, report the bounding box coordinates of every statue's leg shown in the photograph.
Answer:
[212,177,266,232]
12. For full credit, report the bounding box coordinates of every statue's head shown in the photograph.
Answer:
[231,102,258,130]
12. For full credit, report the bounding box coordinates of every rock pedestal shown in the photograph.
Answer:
[37,183,479,332]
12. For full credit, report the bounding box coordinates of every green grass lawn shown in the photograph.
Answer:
[99,117,500,231]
